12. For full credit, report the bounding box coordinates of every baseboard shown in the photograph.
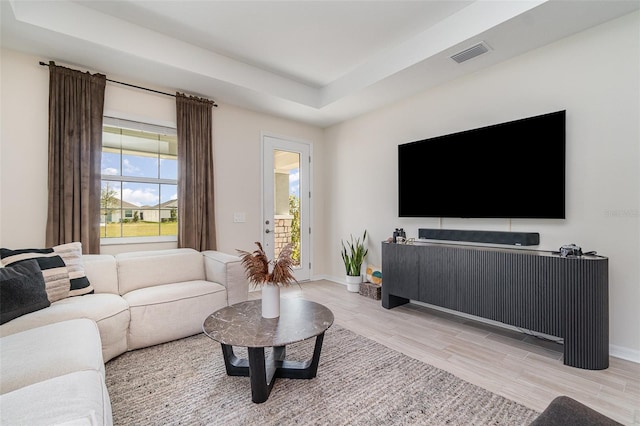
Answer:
[609,344,640,363]
[311,274,348,286]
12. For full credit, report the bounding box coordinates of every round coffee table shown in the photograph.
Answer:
[203,298,334,403]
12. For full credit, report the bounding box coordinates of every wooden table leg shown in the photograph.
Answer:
[221,332,327,403]
[247,347,276,403]
[276,332,325,379]
[220,344,248,376]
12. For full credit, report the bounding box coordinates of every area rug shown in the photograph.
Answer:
[105,325,540,425]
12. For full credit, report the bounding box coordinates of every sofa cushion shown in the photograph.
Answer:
[0,243,94,300]
[0,370,112,426]
[116,248,206,294]
[0,293,130,362]
[124,280,227,350]
[81,255,119,294]
[54,242,94,296]
[0,318,104,394]
[0,259,50,325]
[1,247,71,302]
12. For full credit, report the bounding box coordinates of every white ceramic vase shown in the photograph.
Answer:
[345,275,362,293]
[261,284,281,318]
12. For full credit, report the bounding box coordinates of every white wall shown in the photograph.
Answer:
[0,50,49,247]
[0,49,325,266]
[322,12,639,359]
[212,104,325,264]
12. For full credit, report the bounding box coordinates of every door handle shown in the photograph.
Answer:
[265,229,271,234]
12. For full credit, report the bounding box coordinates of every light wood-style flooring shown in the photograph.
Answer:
[252,280,640,425]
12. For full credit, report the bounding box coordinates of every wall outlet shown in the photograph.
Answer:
[233,212,246,223]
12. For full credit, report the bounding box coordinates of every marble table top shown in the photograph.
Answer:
[203,298,334,348]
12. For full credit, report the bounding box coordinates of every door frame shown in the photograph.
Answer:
[261,132,313,282]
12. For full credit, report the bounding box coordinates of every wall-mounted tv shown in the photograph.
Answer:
[398,110,566,219]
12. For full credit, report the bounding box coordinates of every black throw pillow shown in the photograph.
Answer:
[0,259,51,325]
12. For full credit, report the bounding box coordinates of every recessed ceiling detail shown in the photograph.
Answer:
[1,0,638,127]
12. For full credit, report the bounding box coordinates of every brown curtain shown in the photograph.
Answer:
[45,62,106,254]
[176,93,217,251]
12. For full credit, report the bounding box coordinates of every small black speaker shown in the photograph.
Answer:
[418,228,539,246]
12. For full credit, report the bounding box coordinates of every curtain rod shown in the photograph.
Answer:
[39,61,218,107]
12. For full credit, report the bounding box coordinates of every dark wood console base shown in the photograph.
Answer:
[381,242,609,370]
[381,293,409,309]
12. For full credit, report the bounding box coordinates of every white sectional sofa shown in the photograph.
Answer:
[0,248,248,425]
[1,319,112,425]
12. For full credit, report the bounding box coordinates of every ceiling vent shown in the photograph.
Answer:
[451,42,491,64]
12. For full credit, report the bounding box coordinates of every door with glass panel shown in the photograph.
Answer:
[262,135,311,282]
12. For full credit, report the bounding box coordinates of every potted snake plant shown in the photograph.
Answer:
[341,230,368,292]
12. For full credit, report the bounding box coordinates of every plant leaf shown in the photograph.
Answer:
[341,230,368,276]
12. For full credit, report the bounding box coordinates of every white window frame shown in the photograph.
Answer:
[100,116,178,245]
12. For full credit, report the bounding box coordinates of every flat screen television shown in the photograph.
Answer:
[398,110,566,219]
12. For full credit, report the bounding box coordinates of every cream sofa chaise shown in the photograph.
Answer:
[1,319,112,425]
[0,248,248,425]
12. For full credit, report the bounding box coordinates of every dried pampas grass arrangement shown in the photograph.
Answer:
[236,242,298,288]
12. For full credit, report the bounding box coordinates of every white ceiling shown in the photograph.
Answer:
[2,0,638,128]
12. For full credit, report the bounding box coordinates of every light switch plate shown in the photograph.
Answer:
[233,212,246,223]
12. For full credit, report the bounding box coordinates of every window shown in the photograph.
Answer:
[100,117,178,242]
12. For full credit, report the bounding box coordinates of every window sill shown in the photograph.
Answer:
[100,236,178,245]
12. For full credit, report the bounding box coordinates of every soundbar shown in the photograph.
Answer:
[418,228,540,246]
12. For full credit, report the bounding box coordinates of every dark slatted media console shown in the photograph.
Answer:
[381,241,609,370]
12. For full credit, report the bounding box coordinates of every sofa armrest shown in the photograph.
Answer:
[202,251,248,305]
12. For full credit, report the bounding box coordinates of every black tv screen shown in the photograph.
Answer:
[398,110,566,219]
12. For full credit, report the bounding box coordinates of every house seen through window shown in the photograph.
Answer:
[101,117,178,241]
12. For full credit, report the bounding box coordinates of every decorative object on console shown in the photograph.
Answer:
[236,242,298,318]
[0,259,51,324]
[341,230,368,292]
[558,243,583,257]
[392,228,406,243]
